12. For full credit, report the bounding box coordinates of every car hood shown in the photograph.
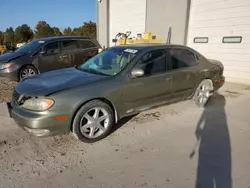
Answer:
[0,51,25,63]
[15,67,108,96]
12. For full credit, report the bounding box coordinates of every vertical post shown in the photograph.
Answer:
[167,27,172,44]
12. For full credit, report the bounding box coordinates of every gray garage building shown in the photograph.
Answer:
[97,0,250,84]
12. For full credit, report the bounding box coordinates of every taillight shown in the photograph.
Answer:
[98,48,103,53]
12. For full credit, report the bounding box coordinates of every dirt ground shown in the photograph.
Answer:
[0,82,250,188]
[0,80,16,103]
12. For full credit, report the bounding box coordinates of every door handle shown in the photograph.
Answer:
[199,69,209,73]
[165,77,171,81]
[59,55,68,59]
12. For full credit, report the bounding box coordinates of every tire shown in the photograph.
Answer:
[193,79,214,107]
[19,65,38,80]
[72,100,115,143]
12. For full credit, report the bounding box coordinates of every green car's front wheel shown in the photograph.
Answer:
[72,100,115,143]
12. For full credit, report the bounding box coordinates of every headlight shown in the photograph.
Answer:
[22,98,54,111]
[0,62,13,70]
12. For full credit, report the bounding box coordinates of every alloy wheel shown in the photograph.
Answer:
[196,82,212,106]
[80,107,110,139]
[21,68,36,79]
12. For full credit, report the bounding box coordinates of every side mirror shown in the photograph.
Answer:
[130,68,144,78]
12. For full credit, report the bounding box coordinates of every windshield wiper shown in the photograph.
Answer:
[81,68,110,76]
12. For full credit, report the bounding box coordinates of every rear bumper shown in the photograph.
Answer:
[7,101,71,137]
[213,76,225,91]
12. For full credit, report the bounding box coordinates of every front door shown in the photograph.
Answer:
[121,49,172,115]
[38,41,61,72]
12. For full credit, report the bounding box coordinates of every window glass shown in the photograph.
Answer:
[135,49,166,76]
[44,41,59,54]
[15,40,44,54]
[78,40,96,49]
[193,37,208,43]
[61,40,78,50]
[79,47,137,76]
[169,48,197,70]
[222,36,242,43]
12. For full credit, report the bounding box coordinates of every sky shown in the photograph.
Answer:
[0,0,96,31]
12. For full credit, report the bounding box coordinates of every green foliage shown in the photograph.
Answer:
[34,21,55,38]
[63,27,72,36]
[4,27,15,44]
[71,21,97,38]
[52,27,62,36]
[0,31,4,43]
[15,24,33,43]
[0,20,97,46]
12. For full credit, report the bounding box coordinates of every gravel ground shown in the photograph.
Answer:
[0,80,16,103]
[0,82,250,188]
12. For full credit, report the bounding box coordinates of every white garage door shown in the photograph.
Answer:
[109,0,146,47]
[187,0,250,84]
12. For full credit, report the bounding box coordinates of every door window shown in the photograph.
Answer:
[77,40,96,49]
[44,41,59,55]
[135,49,167,76]
[169,48,197,70]
[61,40,78,51]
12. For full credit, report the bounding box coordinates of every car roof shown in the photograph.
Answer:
[110,43,189,50]
[33,36,92,42]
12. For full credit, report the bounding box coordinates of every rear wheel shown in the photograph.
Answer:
[72,100,114,143]
[193,79,214,107]
[19,65,38,80]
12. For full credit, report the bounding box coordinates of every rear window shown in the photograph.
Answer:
[61,40,78,50]
[78,40,97,49]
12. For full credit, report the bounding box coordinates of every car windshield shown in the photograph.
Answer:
[79,47,138,76]
[15,40,44,54]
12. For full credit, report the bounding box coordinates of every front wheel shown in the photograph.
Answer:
[72,100,115,143]
[193,79,214,107]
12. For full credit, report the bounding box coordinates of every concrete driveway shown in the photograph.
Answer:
[0,83,250,188]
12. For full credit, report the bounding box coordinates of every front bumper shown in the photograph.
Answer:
[0,65,19,81]
[7,101,71,137]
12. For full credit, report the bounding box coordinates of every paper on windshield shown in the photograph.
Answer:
[124,49,138,54]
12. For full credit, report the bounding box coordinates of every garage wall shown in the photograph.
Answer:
[97,0,109,48]
[146,0,190,45]
[109,0,147,47]
[187,0,250,84]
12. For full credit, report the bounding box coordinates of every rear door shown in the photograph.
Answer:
[59,39,78,68]
[38,41,61,72]
[73,39,99,66]
[122,49,172,113]
[168,47,201,99]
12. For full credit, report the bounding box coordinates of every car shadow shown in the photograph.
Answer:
[109,114,138,135]
[190,93,232,188]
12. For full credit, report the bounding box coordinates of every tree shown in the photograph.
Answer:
[75,21,96,38]
[15,24,33,43]
[34,21,55,39]
[52,27,62,36]
[72,27,80,36]
[0,31,4,43]
[63,27,72,36]
[4,27,15,44]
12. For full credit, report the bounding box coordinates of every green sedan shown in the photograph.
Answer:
[7,44,225,143]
